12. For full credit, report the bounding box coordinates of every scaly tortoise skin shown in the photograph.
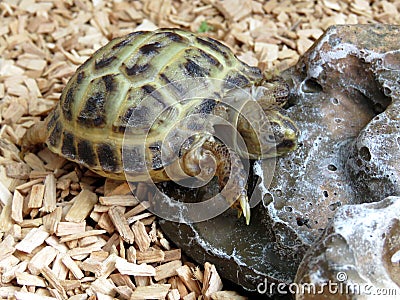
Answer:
[23,28,299,224]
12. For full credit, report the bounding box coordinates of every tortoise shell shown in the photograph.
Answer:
[45,28,265,179]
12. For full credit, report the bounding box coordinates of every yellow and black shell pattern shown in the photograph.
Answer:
[45,28,264,179]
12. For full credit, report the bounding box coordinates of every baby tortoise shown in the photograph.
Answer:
[23,28,299,224]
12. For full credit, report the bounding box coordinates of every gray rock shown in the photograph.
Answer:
[159,24,400,294]
[295,197,400,299]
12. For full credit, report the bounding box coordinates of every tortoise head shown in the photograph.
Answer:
[259,109,299,158]
[236,79,299,159]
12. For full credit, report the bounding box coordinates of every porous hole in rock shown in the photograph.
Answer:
[323,190,329,197]
[328,201,342,211]
[285,206,293,212]
[397,137,400,147]
[301,78,323,93]
[383,86,392,96]
[331,97,339,105]
[359,146,372,161]
[263,192,274,206]
[296,217,309,227]
[328,164,337,171]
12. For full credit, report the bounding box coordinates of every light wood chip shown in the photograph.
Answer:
[183,292,197,300]
[42,173,56,213]
[42,207,62,234]
[2,260,28,284]
[124,201,150,219]
[65,189,98,222]
[90,277,117,297]
[60,279,81,290]
[99,194,139,206]
[108,181,132,195]
[68,241,106,258]
[59,229,106,243]
[0,255,19,274]
[65,295,87,300]
[163,249,181,262]
[45,236,68,253]
[108,206,135,244]
[98,212,116,233]
[167,289,181,300]
[11,189,24,223]
[81,257,103,277]
[110,273,136,290]
[0,180,12,206]
[5,162,31,180]
[24,153,46,171]
[115,285,133,300]
[15,226,49,253]
[56,221,86,236]
[41,266,67,299]
[15,178,44,193]
[214,0,252,21]
[130,284,171,300]
[137,247,164,264]
[155,260,183,281]
[16,271,47,287]
[0,203,13,232]
[28,183,45,208]
[115,257,156,276]
[135,275,151,287]
[19,218,43,228]
[176,265,201,295]
[98,253,119,278]
[51,253,69,281]
[0,235,16,261]
[172,276,190,296]
[131,221,150,252]
[127,212,153,224]
[202,262,223,300]
[14,291,57,300]
[61,253,85,279]
[28,245,58,275]
[127,245,137,263]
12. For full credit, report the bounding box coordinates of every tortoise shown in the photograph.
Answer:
[23,28,299,224]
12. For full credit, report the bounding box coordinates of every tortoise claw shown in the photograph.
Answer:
[238,195,251,225]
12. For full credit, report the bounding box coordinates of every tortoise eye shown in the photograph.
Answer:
[266,134,275,143]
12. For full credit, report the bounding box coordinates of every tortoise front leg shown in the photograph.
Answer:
[181,135,251,224]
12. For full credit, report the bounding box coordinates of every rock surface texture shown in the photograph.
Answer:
[160,24,400,296]
[295,197,400,300]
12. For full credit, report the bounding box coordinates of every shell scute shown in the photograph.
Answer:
[77,91,106,127]
[61,131,76,159]
[97,143,120,172]
[48,120,62,148]
[77,139,96,168]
